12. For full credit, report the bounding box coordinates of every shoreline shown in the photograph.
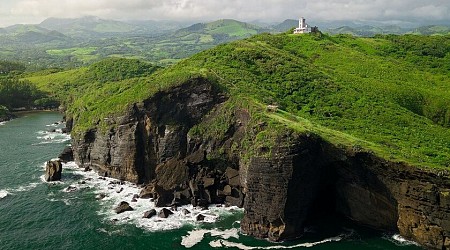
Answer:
[1,108,60,122]
[13,109,59,116]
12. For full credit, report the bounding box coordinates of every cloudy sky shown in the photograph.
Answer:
[1,0,449,27]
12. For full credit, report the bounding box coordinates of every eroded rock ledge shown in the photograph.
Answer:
[67,77,450,249]
[241,134,450,250]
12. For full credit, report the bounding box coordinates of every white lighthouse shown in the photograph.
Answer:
[293,17,309,34]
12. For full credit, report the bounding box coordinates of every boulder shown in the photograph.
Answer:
[158,208,174,218]
[143,209,157,219]
[219,185,232,196]
[196,214,206,221]
[225,167,240,187]
[182,208,191,215]
[45,160,62,182]
[202,177,215,188]
[139,184,155,199]
[96,193,107,200]
[114,201,133,214]
[58,146,74,163]
[65,186,78,192]
[225,188,244,207]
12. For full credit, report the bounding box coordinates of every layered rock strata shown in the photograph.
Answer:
[241,134,450,250]
[67,77,450,249]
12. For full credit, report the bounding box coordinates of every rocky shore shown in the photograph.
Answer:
[62,77,450,249]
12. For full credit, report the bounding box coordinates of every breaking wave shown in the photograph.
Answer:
[181,227,346,249]
[0,190,9,199]
[56,161,242,232]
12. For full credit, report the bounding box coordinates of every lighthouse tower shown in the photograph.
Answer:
[293,17,309,34]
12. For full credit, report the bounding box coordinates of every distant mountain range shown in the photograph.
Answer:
[1,16,449,44]
[39,16,188,37]
[0,16,449,69]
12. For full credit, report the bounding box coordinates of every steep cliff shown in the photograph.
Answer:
[35,33,450,249]
[241,134,450,249]
[69,78,450,248]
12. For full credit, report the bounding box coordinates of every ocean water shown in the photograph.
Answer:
[0,112,423,250]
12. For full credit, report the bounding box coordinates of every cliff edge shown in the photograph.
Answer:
[31,33,450,249]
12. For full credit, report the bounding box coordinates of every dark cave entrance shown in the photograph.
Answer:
[303,161,343,229]
[302,159,400,238]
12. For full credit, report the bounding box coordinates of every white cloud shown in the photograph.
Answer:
[1,0,449,27]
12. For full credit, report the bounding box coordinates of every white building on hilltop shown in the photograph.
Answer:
[293,17,310,34]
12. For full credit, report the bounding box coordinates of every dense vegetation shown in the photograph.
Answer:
[0,19,270,69]
[0,60,26,75]
[0,77,56,109]
[27,32,450,169]
[0,61,59,110]
[3,16,448,69]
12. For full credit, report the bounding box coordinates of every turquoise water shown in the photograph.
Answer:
[0,112,423,250]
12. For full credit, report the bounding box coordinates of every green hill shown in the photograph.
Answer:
[39,16,137,37]
[0,24,68,44]
[327,24,450,37]
[27,33,450,169]
[272,19,298,32]
[409,25,450,35]
[176,19,265,38]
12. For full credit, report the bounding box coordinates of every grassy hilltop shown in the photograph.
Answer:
[27,32,450,169]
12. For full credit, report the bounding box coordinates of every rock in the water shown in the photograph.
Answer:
[182,208,191,215]
[143,209,157,219]
[58,146,74,163]
[158,208,173,218]
[131,198,138,202]
[96,193,107,200]
[45,160,62,182]
[196,214,205,221]
[114,201,133,214]
[139,184,155,199]
[65,186,78,192]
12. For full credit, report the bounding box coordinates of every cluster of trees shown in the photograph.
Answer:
[0,60,26,75]
[84,57,159,82]
[0,78,58,109]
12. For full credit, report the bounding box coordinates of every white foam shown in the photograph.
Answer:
[34,129,71,145]
[45,121,63,127]
[59,161,243,232]
[0,121,6,126]
[182,228,240,248]
[7,182,40,193]
[389,234,420,246]
[0,190,9,199]
[208,236,343,249]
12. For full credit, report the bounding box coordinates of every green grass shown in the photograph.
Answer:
[27,33,450,169]
[46,47,99,63]
[47,47,97,56]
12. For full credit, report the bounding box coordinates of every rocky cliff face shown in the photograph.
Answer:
[241,134,450,249]
[69,77,450,249]
[72,77,245,207]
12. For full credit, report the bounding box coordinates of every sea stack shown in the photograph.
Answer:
[45,160,62,182]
